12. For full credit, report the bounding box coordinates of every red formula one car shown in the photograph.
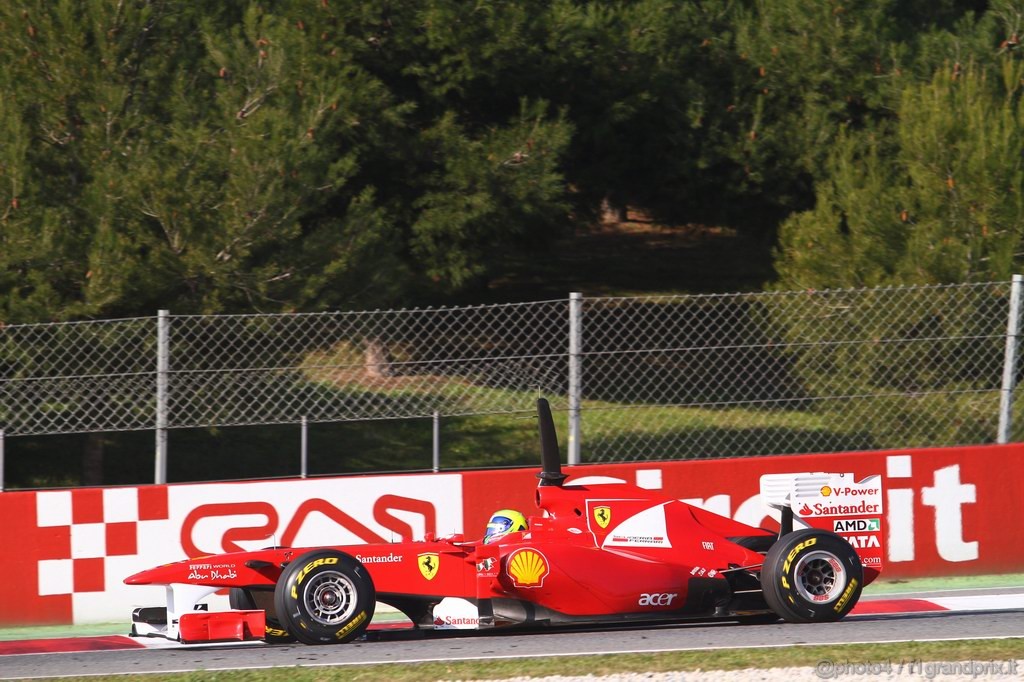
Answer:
[125,399,884,645]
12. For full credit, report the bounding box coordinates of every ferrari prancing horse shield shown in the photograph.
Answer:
[418,553,439,580]
[593,505,611,529]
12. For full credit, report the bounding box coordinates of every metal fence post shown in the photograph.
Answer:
[568,292,582,465]
[0,429,5,492]
[155,310,170,484]
[998,275,1023,443]
[432,412,440,473]
[300,417,308,479]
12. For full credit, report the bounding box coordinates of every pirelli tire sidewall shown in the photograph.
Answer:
[274,549,376,645]
[761,529,863,623]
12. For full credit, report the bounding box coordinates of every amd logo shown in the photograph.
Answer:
[638,592,678,607]
[833,519,880,533]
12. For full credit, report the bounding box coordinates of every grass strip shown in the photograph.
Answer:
[864,572,1024,594]
[32,637,1024,681]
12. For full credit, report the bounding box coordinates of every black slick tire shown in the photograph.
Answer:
[273,549,376,645]
[760,529,863,623]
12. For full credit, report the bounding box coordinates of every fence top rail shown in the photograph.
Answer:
[1,281,1010,332]
[163,298,570,321]
[0,315,155,331]
[588,280,1004,304]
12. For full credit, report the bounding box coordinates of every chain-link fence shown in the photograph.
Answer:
[2,280,1023,484]
[579,281,1021,461]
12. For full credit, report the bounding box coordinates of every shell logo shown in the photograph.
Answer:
[506,549,550,588]
[820,485,833,497]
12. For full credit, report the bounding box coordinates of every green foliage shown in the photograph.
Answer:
[768,49,1024,448]
[0,1,573,321]
[776,58,1024,289]
[729,0,986,223]
[8,1,1024,472]
[410,101,571,287]
[5,0,1021,324]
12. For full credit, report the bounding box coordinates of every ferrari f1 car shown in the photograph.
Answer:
[125,399,884,645]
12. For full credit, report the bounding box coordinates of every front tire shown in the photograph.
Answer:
[760,529,862,623]
[273,550,376,645]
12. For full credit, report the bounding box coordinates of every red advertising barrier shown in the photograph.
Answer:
[1,444,1021,627]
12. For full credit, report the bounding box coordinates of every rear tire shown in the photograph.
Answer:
[273,550,376,645]
[761,529,862,623]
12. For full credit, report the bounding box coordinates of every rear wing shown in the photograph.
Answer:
[760,472,883,581]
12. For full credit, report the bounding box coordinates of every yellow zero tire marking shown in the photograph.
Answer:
[781,537,817,573]
[296,556,339,585]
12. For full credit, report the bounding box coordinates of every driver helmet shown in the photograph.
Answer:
[483,509,528,544]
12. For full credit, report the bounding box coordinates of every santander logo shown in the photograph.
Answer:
[799,500,881,517]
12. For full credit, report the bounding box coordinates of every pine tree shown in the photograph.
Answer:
[0,1,575,319]
[775,58,1024,289]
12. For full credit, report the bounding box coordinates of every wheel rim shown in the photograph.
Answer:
[301,570,358,626]
[793,550,847,604]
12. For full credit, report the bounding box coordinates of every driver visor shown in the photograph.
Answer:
[484,516,514,541]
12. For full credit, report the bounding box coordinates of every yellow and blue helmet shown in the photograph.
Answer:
[483,509,528,544]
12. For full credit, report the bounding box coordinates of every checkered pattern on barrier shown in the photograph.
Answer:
[34,487,168,596]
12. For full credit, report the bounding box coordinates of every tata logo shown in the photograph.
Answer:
[833,519,880,533]
[845,535,881,549]
[638,592,677,607]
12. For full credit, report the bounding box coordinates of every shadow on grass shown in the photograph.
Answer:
[4,415,881,489]
[583,425,878,463]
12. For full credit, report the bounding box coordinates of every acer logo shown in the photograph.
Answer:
[180,495,437,556]
[638,592,678,607]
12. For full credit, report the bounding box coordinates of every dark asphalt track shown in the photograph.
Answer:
[2,608,1023,680]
